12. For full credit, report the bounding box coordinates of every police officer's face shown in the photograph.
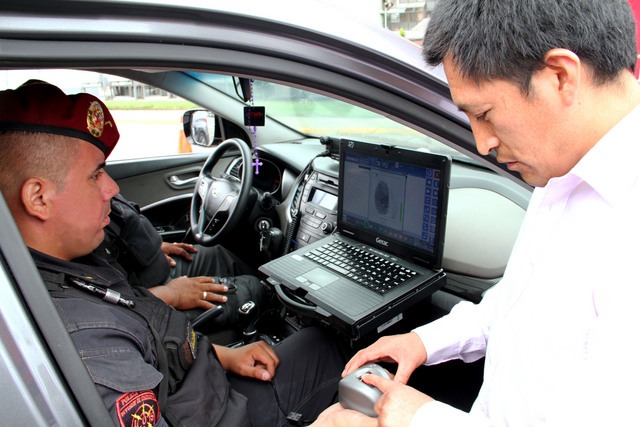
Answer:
[49,141,119,260]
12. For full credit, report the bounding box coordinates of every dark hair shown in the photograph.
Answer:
[423,0,638,93]
[0,132,78,197]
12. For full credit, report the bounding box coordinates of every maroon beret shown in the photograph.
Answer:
[0,80,119,157]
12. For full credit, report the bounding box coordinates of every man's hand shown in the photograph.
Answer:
[215,341,280,381]
[311,376,434,427]
[161,242,197,267]
[310,403,376,427]
[343,332,427,385]
[364,374,433,426]
[149,276,228,310]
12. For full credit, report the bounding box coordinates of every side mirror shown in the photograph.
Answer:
[183,109,217,147]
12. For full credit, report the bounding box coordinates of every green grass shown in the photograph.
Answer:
[104,99,199,110]
[103,98,372,118]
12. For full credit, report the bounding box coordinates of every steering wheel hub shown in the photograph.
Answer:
[190,138,254,245]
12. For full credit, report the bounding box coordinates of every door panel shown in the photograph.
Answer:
[106,151,242,242]
[106,153,209,207]
[106,153,208,242]
[141,194,193,242]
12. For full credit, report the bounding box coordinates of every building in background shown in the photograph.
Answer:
[381,0,432,35]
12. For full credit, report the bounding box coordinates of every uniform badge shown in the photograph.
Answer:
[87,100,105,138]
[116,390,159,427]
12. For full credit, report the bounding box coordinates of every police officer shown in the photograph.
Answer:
[102,192,273,334]
[0,80,347,426]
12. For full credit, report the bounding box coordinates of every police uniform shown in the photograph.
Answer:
[103,193,271,329]
[33,249,348,426]
[33,249,252,426]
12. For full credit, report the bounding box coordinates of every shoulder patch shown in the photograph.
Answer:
[116,390,160,427]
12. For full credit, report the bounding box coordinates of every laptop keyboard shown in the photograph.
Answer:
[304,240,418,294]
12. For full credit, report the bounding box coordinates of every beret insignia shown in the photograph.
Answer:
[87,100,105,138]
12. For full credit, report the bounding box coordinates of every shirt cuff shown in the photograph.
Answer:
[409,401,489,427]
[412,300,487,365]
[412,315,463,365]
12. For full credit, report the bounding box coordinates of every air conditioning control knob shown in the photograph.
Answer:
[321,222,334,234]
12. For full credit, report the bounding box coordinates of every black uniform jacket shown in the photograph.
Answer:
[31,248,251,427]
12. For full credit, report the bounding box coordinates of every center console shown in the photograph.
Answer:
[293,157,339,248]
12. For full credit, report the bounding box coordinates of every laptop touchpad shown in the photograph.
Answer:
[303,268,339,287]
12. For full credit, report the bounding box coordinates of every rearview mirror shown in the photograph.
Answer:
[183,109,217,147]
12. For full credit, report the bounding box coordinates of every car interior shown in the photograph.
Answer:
[1,70,529,418]
[99,69,530,412]
[1,66,532,416]
[0,1,534,422]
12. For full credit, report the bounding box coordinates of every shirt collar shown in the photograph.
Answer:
[30,248,126,287]
[562,103,640,208]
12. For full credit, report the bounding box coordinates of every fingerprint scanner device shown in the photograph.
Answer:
[260,140,450,339]
[339,363,391,417]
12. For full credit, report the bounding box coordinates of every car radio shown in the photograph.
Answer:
[295,169,339,248]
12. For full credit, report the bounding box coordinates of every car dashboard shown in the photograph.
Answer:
[232,139,530,303]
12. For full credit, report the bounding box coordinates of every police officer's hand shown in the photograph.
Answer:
[149,276,228,310]
[214,341,280,381]
[160,242,197,267]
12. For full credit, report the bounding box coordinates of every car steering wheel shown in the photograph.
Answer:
[190,138,254,246]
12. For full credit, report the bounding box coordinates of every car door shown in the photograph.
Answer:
[106,153,209,243]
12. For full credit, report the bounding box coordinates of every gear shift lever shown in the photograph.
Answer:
[238,301,258,343]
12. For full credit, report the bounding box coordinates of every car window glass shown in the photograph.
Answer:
[0,69,198,161]
[188,72,470,162]
[0,69,469,163]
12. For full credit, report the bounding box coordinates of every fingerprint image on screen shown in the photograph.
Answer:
[368,171,405,230]
[374,180,390,215]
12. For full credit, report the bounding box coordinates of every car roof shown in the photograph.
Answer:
[0,0,522,184]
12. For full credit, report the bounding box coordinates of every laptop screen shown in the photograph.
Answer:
[338,140,450,269]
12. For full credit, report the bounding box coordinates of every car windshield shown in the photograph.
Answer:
[0,69,472,163]
[187,72,470,162]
